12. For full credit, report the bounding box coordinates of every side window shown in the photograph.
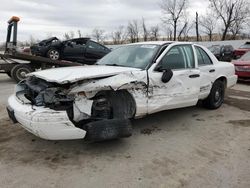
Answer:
[195,46,213,66]
[87,41,107,51]
[160,45,195,70]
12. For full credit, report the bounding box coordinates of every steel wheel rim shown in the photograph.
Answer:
[49,50,59,60]
[214,86,223,105]
[16,68,29,81]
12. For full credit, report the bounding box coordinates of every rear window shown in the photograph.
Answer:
[224,46,233,52]
[195,46,213,66]
[240,44,250,49]
[240,52,250,61]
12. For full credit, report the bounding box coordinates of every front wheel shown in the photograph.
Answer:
[203,80,225,109]
[47,49,60,60]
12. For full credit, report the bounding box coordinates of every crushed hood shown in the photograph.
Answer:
[28,65,140,84]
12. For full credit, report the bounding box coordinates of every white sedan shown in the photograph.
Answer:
[7,42,237,142]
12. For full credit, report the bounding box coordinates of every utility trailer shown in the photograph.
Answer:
[0,16,81,82]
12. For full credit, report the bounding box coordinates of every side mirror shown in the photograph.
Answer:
[161,69,173,83]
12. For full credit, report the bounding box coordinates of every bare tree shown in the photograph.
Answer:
[127,20,140,43]
[111,26,127,44]
[77,30,82,38]
[160,0,188,41]
[150,25,160,41]
[165,26,173,40]
[209,0,250,41]
[195,12,200,41]
[63,31,75,40]
[230,16,250,39]
[63,33,70,40]
[177,20,193,41]
[92,28,105,43]
[142,18,149,41]
[200,11,217,41]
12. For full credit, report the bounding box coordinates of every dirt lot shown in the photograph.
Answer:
[0,74,249,188]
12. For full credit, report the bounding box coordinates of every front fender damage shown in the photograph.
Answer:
[70,72,147,122]
[19,72,147,141]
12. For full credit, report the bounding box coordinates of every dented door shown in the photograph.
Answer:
[147,44,200,114]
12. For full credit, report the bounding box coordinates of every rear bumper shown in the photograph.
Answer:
[227,75,238,88]
[235,71,250,78]
[7,95,86,140]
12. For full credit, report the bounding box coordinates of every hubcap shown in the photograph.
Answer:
[49,50,59,60]
[20,71,26,77]
[17,68,29,81]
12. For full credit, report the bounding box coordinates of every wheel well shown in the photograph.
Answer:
[92,90,136,119]
[216,76,227,88]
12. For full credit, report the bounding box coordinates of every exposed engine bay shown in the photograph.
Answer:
[16,76,74,111]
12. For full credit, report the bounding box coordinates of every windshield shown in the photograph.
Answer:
[240,52,250,61]
[97,44,160,69]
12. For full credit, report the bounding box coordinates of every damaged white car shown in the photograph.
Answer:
[7,42,237,142]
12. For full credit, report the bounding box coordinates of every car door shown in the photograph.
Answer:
[194,45,216,99]
[147,44,200,114]
[85,41,110,60]
[63,40,85,60]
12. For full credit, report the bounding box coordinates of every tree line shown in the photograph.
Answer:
[65,0,250,44]
[1,0,249,47]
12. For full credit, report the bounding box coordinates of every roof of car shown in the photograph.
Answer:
[126,41,194,46]
[65,38,90,42]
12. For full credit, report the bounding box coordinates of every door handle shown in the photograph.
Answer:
[209,69,215,73]
[189,74,200,78]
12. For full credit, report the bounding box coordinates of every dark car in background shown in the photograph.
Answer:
[208,45,234,62]
[30,37,111,64]
[232,51,250,81]
[233,42,250,59]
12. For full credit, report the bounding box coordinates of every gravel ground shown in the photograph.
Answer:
[0,74,249,188]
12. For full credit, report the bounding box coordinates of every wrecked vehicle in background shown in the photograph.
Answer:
[232,51,250,82]
[7,42,237,142]
[30,37,111,64]
[208,45,234,62]
[234,42,250,59]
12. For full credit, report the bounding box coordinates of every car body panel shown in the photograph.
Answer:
[28,65,141,84]
[234,42,250,59]
[8,95,86,140]
[232,60,250,80]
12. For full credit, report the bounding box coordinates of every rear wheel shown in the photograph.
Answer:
[11,64,34,83]
[203,80,225,109]
[47,49,60,60]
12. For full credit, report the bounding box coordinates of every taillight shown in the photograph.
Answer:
[235,65,250,72]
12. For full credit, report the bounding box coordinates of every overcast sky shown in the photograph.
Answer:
[0,0,209,42]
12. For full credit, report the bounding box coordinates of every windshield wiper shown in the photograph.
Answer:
[104,64,127,67]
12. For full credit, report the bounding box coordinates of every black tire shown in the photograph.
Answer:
[6,72,12,78]
[11,64,34,83]
[47,49,60,60]
[203,80,225,109]
[84,119,132,142]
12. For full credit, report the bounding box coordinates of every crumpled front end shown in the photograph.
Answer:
[8,77,87,140]
[8,74,139,141]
